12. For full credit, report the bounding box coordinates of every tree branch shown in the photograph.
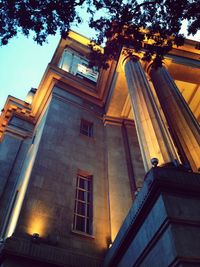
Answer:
[133,1,159,15]
[74,0,86,6]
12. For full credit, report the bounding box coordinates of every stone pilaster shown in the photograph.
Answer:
[124,57,178,171]
[149,65,200,172]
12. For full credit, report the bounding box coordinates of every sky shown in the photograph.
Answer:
[0,14,199,111]
[0,34,59,110]
[0,24,97,111]
[0,2,98,111]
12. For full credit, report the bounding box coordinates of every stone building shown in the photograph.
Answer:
[0,31,200,267]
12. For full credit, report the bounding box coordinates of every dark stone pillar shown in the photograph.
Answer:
[103,167,200,267]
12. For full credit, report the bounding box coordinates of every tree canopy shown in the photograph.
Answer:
[0,0,199,65]
[0,0,86,45]
[88,0,199,67]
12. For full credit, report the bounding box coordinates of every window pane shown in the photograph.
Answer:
[87,192,91,203]
[86,218,92,235]
[80,129,88,135]
[79,177,87,189]
[76,216,85,232]
[80,120,93,137]
[87,180,92,192]
[87,204,91,217]
[81,124,89,131]
[77,190,86,201]
[58,49,99,83]
[88,127,93,137]
[77,201,86,216]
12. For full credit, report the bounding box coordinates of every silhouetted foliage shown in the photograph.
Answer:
[0,0,85,45]
[0,0,199,66]
[88,0,199,67]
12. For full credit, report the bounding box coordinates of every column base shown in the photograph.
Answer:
[104,167,200,267]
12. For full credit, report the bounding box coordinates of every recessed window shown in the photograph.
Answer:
[80,119,93,137]
[58,48,99,84]
[73,174,93,235]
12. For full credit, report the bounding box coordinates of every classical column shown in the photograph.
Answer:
[149,65,200,172]
[124,57,178,171]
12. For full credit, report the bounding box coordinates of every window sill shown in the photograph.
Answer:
[71,229,95,240]
[79,133,95,141]
[53,66,97,91]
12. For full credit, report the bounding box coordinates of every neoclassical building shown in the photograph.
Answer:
[0,31,200,267]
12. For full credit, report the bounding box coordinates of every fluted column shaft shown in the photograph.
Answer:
[149,66,200,172]
[124,58,178,171]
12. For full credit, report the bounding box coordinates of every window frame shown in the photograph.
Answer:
[58,48,99,84]
[80,119,93,137]
[73,174,93,235]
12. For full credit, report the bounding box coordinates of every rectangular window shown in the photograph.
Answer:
[80,119,93,137]
[73,174,93,235]
[58,49,99,84]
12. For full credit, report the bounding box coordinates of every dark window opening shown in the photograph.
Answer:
[80,119,93,137]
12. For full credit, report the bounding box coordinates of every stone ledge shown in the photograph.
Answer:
[103,167,200,267]
[1,236,102,267]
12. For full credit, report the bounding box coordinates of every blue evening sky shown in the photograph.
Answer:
[0,23,97,111]
[0,15,199,111]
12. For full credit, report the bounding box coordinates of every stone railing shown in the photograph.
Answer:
[2,236,102,267]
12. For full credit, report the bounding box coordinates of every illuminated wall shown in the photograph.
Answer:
[3,106,49,238]
[0,31,199,267]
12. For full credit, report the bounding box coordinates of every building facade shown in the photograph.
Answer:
[0,31,200,267]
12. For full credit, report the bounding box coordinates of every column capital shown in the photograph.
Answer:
[145,58,171,75]
[121,49,141,70]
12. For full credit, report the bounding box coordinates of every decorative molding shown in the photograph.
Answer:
[103,115,134,126]
[0,97,35,142]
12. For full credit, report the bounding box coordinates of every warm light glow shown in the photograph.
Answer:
[110,220,120,243]
[68,31,103,53]
[5,148,35,238]
[69,31,91,47]
[25,93,34,105]
[4,110,48,238]
[77,64,88,74]
[109,186,131,243]
[77,64,99,82]
[27,213,47,237]
[31,70,56,116]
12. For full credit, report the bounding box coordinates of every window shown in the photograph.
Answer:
[80,119,93,137]
[73,174,93,235]
[58,49,99,84]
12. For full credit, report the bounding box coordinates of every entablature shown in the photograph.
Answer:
[0,96,35,141]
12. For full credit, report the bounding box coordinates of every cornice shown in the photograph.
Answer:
[32,33,200,124]
[51,30,103,68]
[0,97,35,141]
[30,61,117,120]
[0,59,115,141]
[103,115,134,126]
[0,32,199,142]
